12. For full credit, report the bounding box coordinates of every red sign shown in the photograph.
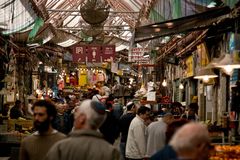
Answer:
[86,46,101,62]
[72,45,115,63]
[72,46,86,63]
[102,45,115,62]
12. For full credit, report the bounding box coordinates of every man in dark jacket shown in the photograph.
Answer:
[10,100,25,119]
[119,101,136,159]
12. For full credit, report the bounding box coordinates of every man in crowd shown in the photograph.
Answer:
[10,100,25,119]
[146,113,174,157]
[119,101,136,160]
[45,100,120,160]
[151,122,210,160]
[125,106,150,160]
[19,100,66,160]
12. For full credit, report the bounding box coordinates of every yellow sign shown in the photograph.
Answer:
[197,43,209,66]
[79,71,87,86]
[186,55,193,77]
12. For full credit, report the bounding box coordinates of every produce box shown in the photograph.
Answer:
[209,145,240,160]
[7,120,33,132]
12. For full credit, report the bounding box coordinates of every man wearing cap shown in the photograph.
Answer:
[45,99,120,160]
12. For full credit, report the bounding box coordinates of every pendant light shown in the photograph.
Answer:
[215,54,240,76]
[193,68,218,83]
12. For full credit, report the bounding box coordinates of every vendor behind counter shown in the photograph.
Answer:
[10,100,25,120]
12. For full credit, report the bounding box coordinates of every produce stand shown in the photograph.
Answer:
[0,119,33,160]
[209,145,240,160]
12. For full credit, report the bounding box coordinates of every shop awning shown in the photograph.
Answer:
[0,0,38,35]
[134,6,231,43]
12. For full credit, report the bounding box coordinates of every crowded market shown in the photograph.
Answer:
[0,0,240,160]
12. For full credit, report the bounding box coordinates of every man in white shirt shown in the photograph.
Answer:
[146,113,174,157]
[125,106,150,160]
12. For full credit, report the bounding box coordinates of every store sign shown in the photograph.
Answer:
[72,46,87,63]
[102,45,115,62]
[129,47,150,64]
[72,45,115,63]
[86,46,101,62]
[184,55,194,78]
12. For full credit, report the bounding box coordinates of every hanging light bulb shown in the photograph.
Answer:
[202,76,210,83]
[162,79,167,87]
[179,83,184,89]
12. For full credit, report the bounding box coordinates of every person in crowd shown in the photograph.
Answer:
[151,122,211,160]
[10,100,25,119]
[146,113,174,157]
[92,89,102,102]
[19,100,66,160]
[112,98,123,120]
[123,81,133,105]
[125,106,151,160]
[52,103,72,134]
[181,103,199,121]
[45,100,120,160]
[112,80,124,103]
[165,118,189,144]
[102,83,111,96]
[171,102,183,117]
[99,101,120,144]
[27,99,34,116]
[119,101,136,160]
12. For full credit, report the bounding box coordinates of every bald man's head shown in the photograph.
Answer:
[169,122,210,160]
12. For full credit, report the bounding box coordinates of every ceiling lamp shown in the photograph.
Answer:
[215,54,240,76]
[193,68,218,83]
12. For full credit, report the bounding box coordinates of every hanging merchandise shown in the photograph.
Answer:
[79,70,87,86]
[57,78,64,90]
[69,74,77,86]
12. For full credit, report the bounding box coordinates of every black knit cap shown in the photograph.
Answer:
[90,101,106,115]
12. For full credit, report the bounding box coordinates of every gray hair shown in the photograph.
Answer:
[75,99,106,130]
[169,122,209,153]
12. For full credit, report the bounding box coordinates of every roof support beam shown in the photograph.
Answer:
[46,8,139,13]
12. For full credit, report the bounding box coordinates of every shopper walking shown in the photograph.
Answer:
[45,100,120,160]
[146,113,174,157]
[125,106,150,160]
[19,100,66,160]
[119,101,136,160]
[151,122,210,160]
